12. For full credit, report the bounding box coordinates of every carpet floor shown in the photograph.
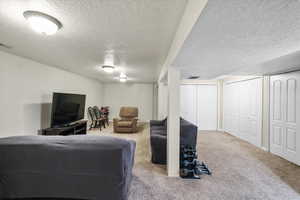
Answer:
[89,123,300,200]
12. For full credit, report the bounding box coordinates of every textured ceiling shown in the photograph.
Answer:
[173,0,300,79]
[0,0,187,83]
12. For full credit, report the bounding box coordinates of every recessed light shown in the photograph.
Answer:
[102,65,115,73]
[119,73,127,82]
[23,10,62,35]
[120,77,127,82]
[120,73,127,78]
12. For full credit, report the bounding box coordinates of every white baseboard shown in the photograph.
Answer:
[217,129,224,132]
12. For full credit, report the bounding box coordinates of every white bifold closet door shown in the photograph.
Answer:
[197,85,217,130]
[223,78,262,147]
[180,85,197,125]
[180,84,217,130]
[270,72,300,166]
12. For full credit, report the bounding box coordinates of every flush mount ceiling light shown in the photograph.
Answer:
[119,73,127,82]
[23,10,62,35]
[120,73,127,78]
[102,65,115,73]
[120,77,127,82]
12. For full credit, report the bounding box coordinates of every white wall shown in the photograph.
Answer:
[180,85,197,125]
[102,83,154,121]
[0,51,103,137]
[152,83,158,120]
[158,82,168,120]
[197,85,218,130]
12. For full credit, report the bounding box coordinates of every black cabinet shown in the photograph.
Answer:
[41,121,87,136]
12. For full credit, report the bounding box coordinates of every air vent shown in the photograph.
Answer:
[188,76,200,79]
[0,43,12,49]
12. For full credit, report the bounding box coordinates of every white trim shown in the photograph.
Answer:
[262,76,270,151]
[181,83,217,85]
[181,79,218,85]
[224,76,263,85]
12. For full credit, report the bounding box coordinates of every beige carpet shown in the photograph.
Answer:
[89,123,300,200]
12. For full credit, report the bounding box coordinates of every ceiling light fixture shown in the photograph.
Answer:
[120,73,127,78]
[119,73,127,82]
[120,77,127,82]
[23,10,62,35]
[102,65,115,73]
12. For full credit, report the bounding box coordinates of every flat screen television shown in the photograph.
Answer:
[51,92,86,127]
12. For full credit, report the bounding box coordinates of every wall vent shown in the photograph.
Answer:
[188,76,200,79]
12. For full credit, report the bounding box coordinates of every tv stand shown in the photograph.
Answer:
[41,120,87,136]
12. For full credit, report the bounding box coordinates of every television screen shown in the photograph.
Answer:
[51,93,86,127]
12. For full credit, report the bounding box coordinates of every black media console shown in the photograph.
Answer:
[41,120,87,136]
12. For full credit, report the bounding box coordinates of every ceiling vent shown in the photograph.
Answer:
[188,76,200,79]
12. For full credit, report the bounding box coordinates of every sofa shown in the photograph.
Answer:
[150,118,198,164]
[113,107,139,133]
[0,135,136,200]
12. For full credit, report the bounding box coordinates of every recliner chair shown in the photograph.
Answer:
[150,118,197,164]
[113,107,139,133]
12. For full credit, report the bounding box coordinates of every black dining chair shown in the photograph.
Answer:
[93,106,106,130]
[88,106,104,131]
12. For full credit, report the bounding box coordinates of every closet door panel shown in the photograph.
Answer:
[223,84,232,134]
[286,128,297,153]
[180,85,197,125]
[197,85,217,130]
[248,79,262,146]
[270,78,285,156]
[270,72,300,165]
[283,75,298,164]
[223,78,262,147]
[224,83,239,136]
[238,81,250,139]
[287,79,296,123]
[181,84,218,130]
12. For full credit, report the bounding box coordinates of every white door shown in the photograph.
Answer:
[224,83,240,136]
[270,72,300,165]
[242,79,263,147]
[180,85,197,125]
[197,85,218,130]
[223,78,262,147]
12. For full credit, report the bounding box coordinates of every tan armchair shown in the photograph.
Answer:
[113,107,139,133]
